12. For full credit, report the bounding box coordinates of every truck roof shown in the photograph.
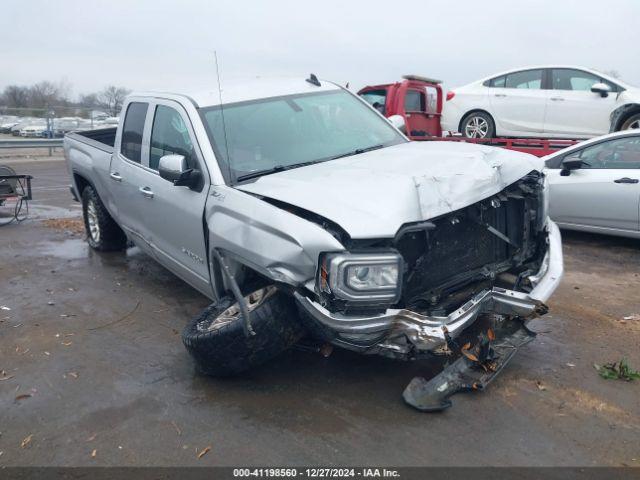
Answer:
[131,77,342,109]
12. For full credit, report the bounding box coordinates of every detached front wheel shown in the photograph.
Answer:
[182,286,304,376]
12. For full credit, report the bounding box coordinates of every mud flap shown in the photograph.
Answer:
[403,320,536,412]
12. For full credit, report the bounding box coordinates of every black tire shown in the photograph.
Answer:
[621,113,640,131]
[81,185,127,251]
[461,111,495,139]
[182,287,304,376]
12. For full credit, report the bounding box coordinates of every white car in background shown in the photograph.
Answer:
[544,130,640,239]
[442,65,640,139]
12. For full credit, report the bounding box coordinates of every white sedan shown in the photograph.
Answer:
[544,130,640,238]
[442,65,640,139]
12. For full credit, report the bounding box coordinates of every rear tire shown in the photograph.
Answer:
[461,112,495,139]
[621,113,640,130]
[81,186,127,251]
[182,286,304,377]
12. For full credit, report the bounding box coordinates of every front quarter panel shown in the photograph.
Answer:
[206,186,345,290]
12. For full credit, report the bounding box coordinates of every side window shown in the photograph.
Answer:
[489,75,506,88]
[551,69,599,91]
[149,105,195,171]
[404,90,425,112]
[120,102,148,163]
[360,90,387,115]
[504,70,543,89]
[577,136,640,169]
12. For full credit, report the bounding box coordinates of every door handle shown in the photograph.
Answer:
[494,93,507,97]
[550,97,564,101]
[139,186,154,198]
[109,172,122,182]
[614,177,639,184]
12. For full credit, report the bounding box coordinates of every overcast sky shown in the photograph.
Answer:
[1,0,639,98]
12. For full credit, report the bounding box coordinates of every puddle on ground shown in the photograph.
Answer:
[37,237,90,260]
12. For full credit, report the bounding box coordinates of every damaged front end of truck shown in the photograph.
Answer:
[200,140,562,411]
[290,170,563,410]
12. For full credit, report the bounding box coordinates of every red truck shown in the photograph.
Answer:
[358,75,578,157]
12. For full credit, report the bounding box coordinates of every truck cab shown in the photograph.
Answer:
[358,75,443,139]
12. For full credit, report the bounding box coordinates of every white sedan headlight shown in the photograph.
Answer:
[319,252,403,303]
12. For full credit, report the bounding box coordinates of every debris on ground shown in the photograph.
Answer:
[171,421,181,436]
[594,359,640,381]
[15,394,32,402]
[91,449,97,458]
[0,371,14,381]
[1,306,11,311]
[86,433,97,442]
[21,434,33,449]
[197,445,212,459]
[42,218,85,235]
[536,380,547,391]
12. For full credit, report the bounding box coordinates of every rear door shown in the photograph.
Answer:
[108,101,151,245]
[547,135,640,232]
[127,100,212,296]
[488,69,548,136]
[544,68,619,137]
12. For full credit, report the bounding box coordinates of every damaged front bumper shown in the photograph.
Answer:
[295,221,562,411]
[295,221,563,357]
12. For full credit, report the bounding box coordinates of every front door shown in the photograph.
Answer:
[544,68,618,137]
[547,135,640,232]
[111,99,212,297]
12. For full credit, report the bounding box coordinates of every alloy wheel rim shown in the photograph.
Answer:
[465,117,489,138]
[629,119,640,129]
[87,200,100,243]
[197,286,277,333]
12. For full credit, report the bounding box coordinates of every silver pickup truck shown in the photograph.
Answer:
[64,76,563,411]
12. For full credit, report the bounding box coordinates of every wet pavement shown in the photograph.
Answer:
[1,158,639,466]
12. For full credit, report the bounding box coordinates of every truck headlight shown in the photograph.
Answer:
[318,252,403,303]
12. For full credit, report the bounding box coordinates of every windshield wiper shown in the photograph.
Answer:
[331,144,385,160]
[235,159,326,183]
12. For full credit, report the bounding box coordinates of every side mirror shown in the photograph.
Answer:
[388,114,406,133]
[560,155,584,176]
[158,154,200,188]
[591,82,611,97]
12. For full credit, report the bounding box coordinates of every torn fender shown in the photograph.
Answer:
[206,185,344,288]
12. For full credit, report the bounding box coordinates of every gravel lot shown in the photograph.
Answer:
[1,156,639,467]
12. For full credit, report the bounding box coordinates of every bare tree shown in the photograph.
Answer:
[2,85,30,108]
[29,81,65,108]
[97,86,130,116]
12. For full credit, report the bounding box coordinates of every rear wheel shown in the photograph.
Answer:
[81,186,127,251]
[461,112,495,139]
[621,113,640,130]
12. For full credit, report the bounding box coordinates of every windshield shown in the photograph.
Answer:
[200,89,406,183]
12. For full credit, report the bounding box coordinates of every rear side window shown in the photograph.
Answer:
[488,76,506,88]
[404,90,425,112]
[360,90,387,115]
[149,105,195,170]
[120,102,148,163]
[505,69,543,89]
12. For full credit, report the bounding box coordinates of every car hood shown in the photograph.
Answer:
[236,141,542,239]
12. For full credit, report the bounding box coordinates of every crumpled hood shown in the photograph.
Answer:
[236,141,543,239]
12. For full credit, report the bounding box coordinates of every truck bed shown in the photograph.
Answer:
[64,127,117,210]
[67,127,117,153]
